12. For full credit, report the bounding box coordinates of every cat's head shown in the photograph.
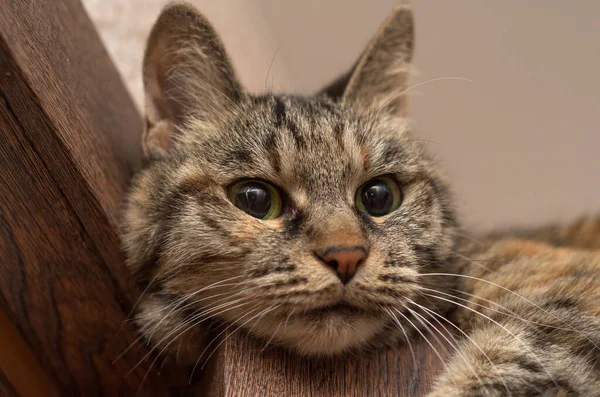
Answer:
[122,2,459,359]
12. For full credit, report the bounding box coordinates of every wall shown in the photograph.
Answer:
[83,0,600,231]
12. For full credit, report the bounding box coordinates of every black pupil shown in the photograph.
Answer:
[362,180,393,216]
[235,183,272,218]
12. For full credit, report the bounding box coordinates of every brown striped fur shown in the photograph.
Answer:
[121,3,600,395]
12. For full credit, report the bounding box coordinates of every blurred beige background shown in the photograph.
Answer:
[82,0,600,231]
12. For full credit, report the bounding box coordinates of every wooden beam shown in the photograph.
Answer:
[0,0,196,395]
[0,369,19,397]
[204,329,450,396]
[0,307,57,397]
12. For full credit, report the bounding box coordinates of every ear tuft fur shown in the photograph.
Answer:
[142,2,244,159]
[322,6,414,117]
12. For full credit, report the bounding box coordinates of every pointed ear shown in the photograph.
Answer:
[142,3,244,159]
[323,6,413,117]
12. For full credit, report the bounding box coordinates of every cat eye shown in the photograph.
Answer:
[227,180,283,220]
[356,176,403,217]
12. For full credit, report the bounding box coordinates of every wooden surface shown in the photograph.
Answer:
[0,0,193,395]
[0,308,58,397]
[0,369,19,397]
[204,330,450,397]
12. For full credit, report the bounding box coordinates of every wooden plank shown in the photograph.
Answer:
[204,329,450,396]
[0,0,195,395]
[0,369,19,397]
[0,308,57,397]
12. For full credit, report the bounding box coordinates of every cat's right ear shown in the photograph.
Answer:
[142,3,244,159]
[321,6,413,117]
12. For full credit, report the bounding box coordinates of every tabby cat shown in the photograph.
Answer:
[122,3,600,395]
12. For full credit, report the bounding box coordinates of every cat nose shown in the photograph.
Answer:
[315,246,368,284]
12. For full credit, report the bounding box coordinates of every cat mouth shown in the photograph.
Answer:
[303,302,369,317]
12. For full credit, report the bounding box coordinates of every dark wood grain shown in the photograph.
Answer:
[205,329,451,396]
[0,308,57,397]
[0,0,195,395]
[0,369,19,397]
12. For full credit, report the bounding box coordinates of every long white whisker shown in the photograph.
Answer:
[419,272,600,352]
[372,76,473,120]
[146,276,247,340]
[384,307,417,366]
[112,333,147,365]
[125,274,160,322]
[409,299,512,396]
[383,307,417,397]
[262,320,283,352]
[134,298,253,394]
[452,251,494,273]
[129,297,252,377]
[421,286,578,333]
[283,308,295,334]
[264,45,281,94]
[408,302,501,394]
[197,304,281,373]
[424,292,559,388]
[406,307,451,355]
[394,308,446,366]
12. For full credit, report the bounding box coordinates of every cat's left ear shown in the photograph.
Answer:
[321,6,413,117]
[142,3,244,159]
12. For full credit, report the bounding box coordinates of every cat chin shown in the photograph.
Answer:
[252,312,388,356]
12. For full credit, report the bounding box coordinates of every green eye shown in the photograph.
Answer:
[356,175,403,217]
[228,180,282,220]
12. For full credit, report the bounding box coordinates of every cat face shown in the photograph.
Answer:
[122,4,459,358]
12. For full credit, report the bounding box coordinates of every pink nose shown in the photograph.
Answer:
[315,246,367,284]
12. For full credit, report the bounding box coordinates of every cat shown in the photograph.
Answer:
[121,2,600,396]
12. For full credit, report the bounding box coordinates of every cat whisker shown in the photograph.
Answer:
[408,299,510,394]
[262,319,283,352]
[283,308,295,335]
[130,297,253,379]
[196,303,282,374]
[367,76,474,132]
[407,306,495,391]
[406,307,452,356]
[406,305,484,391]
[419,272,600,353]
[144,276,248,340]
[112,332,148,365]
[382,307,426,396]
[452,251,494,273]
[420,286,581,334]
[423,292,559,389]
[383,307,417,374]
[390,308,450,395]
[124,273,160,324]
[153,280,273,329]
[394,308,446,367]
[264,45,281,94]
[135,299,256,393]
[158,275,246,310]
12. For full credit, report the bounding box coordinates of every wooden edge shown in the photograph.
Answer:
[0,308,58,397]
[0,368,19,397]
[203,328,451,396]
[0,0,196,394]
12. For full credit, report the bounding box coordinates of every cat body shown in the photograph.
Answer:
[122,3,600,395]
